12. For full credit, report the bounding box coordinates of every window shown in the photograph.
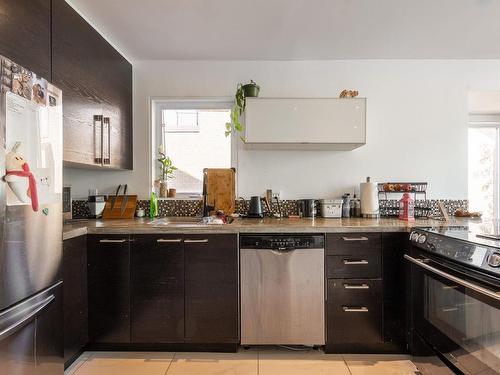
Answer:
[468,115,500,219]
[153,99,233,197]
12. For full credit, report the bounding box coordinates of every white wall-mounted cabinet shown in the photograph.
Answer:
[244,98,366,150]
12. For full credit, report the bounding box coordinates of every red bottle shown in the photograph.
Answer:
[399,192,415,221]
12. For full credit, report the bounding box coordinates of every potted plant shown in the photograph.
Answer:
[225,80,260,140]
[157,146,177,198]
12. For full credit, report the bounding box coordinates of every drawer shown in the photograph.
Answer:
[326,254,381,279]
[327,279,382,344]
[326,233,381,256]
[328,279,382,304]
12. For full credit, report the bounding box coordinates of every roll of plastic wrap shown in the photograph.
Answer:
[360,177,379,217]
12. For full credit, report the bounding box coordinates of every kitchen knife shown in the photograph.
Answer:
[120,184,128,216]
[110,185,121,211]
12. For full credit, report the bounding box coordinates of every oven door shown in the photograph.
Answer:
[406,250,500,375]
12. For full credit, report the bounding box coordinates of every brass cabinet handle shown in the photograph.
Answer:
[343,306,369,312]
[341,236,368,241]
[343,283,370,289]
[184,239,209,243]
[157,239,183,243]
[343,259,369,265]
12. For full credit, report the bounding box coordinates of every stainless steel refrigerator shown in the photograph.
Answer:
[0,56,63,374]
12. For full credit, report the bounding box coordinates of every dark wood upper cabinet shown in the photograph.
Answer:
[130,235,185,343]
[63,235,88,366]
[52,0,133,170]
[0,0,51,79]
[87,235,130,344]
[184,234,239,344]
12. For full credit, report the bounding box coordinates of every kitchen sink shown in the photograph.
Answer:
[150,216,234,225]
[151,217,204,226]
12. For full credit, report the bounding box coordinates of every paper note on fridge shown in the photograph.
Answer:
[5,90,62,209]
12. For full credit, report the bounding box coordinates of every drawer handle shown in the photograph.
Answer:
[184,239,209,243]
[343,259,369,265]
[157,239,183,243]
[343,306,369,313]
[343,283,370,289]
[341,236,368,241]
[99,239,127,243]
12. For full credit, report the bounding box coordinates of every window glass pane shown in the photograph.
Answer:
[162,109,231,194]
[468,127,497,219]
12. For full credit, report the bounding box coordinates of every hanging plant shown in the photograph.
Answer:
[225,80,260,140]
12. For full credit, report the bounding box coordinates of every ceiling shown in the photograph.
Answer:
[68,0,500,61]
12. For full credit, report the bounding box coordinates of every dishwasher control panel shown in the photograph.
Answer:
[240,234,324,250]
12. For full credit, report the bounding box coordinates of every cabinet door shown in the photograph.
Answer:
[104,61,132,170]
[87,235,130,344]
[52,0,132,169]
[131,235,184,343]
[63,235,88,365]
[382,232,407,350]
[184,234,239,343]
[0,0,51,79]
[327,279,382,345]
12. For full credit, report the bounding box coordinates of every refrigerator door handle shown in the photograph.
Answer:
[0,295,55,341]
[94,115,103,165]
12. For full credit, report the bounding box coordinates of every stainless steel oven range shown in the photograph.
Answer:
[406,226,500,374]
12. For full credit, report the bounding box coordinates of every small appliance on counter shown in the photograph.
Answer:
[88,189,107,218]
[63,185,72,220]
[245,196,264,218]
[360,176,380,218]
[319,199,343,218]
[297,199,319,218]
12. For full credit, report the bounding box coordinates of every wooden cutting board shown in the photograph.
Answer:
[204,168,236,215]
[102,195,137,219]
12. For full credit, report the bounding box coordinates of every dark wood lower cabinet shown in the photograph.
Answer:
[184,234,239,344]
[325,232,407,354]
[327,279,383,346]
[131,235,184,343]
[63,235,88,366]
[87,235,130,344]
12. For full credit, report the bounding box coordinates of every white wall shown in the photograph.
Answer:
[64,59,500,199]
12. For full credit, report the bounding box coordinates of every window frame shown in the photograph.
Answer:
[150,97,237,198]
[468,113,500,219]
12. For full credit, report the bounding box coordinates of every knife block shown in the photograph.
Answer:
[102,195,137,219]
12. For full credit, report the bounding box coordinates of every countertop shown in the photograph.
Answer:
[63,217,475,241]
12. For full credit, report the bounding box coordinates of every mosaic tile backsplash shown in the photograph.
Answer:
[72,198,468,219]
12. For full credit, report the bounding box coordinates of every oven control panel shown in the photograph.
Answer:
[409,230,500,276]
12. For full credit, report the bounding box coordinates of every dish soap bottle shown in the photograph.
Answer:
[149,192,158,218]
[342,193,351,218]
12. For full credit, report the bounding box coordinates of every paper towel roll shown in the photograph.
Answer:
[360,177,379,217]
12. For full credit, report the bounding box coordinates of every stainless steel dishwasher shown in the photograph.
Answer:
[240,234,325,345]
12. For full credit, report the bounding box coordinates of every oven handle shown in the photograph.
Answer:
[404,254,500,302]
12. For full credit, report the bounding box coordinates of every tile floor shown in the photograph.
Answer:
[65,348,419,375]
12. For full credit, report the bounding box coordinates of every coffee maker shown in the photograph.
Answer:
[88,189,107,218]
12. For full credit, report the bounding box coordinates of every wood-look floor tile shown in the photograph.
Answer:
[166,351,258,375]
[74,352,174,375]
[259,348,351,375]
[343,354,418,375]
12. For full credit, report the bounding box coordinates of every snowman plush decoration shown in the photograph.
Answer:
[4,142,39,212]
